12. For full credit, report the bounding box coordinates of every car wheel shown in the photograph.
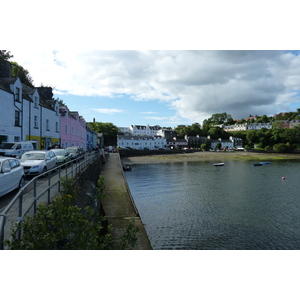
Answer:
[42,167,47,177]
[19,176,25,189]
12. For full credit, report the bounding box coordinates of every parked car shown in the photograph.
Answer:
[51,149,72,165]
[66,147,84,160]
[19,150,57,176]
[0,141,34,158]
[0,157,25,197]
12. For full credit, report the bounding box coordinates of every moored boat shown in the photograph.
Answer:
[252,163,262,166]
[260,162,270,164]
[213,162,224,166]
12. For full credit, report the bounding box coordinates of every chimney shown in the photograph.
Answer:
[37,87,53,99]
[0,60,12,78]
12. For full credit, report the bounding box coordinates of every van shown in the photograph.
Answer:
[0,141,35,158]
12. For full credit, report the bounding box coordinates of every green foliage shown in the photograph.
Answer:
[118,218,139,250]
[174,123,203,138]
[201,142,210,151]
[216,142,222,150]
[273,143,289,153]
[0,50,13,60]
[5,177,139,250]
[88,122,120,146]
[11,62,34,87]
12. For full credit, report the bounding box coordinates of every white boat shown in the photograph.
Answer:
[213,162,224,166]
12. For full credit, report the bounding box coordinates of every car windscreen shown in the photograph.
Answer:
[21,153,45,160]
[52,150,65,156]
[0,143,15,149]
[67,149,77,153]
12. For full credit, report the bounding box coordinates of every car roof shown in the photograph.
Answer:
[0,157,18,161]
[23,150,50,154]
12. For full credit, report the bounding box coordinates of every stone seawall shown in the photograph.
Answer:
[100,153,152,250]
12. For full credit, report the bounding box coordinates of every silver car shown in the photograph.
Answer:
[20,150,57,176]
[0,157,25,197]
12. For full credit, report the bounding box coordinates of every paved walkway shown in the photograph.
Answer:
[100,153,152,250]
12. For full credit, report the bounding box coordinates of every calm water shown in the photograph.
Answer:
[124,160,300,250]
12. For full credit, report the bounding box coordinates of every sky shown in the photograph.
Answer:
[9,50,300,128]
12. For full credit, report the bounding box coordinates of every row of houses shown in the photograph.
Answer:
[224,120,300,131]
[117,134,243,150]
[0,60,102,151]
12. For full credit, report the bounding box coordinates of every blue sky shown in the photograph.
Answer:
[54,93,190,127]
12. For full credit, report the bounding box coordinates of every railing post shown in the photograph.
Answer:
[47,171,51,204]
[33,177,37,215]
[0,215,6,250]
[17,190,24,241]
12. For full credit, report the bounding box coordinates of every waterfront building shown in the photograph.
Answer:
[60,105,87,150]
[208,136,243,150]
[0,61,60,149]
[185,135,208,148]
[117,135,166,150]
[119,124,162,136]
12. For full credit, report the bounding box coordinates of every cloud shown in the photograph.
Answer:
[91,108,124,114]
[12,50,300,124]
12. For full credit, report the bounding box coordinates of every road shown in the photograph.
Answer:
[0,169,61,211]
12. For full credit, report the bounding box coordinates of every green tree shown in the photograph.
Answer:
[88,122,121,146]
[11,62,34,87]
[0,50,13,60]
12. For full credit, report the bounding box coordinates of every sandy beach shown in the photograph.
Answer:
[121,151,300,165]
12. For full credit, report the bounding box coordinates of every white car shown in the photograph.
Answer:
[0,157,25,197]
[20,150,57,176]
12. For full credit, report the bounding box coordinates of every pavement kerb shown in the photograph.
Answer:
[100,153,152,250]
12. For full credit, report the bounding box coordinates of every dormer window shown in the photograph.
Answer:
[34,96,39,108]
[15,87,20,102]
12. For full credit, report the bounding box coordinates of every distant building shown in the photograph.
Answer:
[119,124,161,136]
[117,135,166,150]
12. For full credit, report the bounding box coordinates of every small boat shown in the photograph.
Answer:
[123,165,132,171]
[260,162,270,164]
[252,163,262,166]
[213,163,224,166]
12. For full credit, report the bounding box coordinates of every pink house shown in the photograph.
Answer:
[60,105,87,150]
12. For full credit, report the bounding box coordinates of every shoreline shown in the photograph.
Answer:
[120,151,300,165]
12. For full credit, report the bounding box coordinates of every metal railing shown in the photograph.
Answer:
[0,150,103,250]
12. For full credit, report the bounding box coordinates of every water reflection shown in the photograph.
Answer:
[125,160,300,250]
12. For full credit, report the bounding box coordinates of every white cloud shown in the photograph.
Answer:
[11,50,300,124]
[91,108,124,114]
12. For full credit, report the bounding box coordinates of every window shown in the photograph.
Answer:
[15,87,20,102]
[55,122,59,132]
[46,119,50,131]
[72,127,74,135]
[15,111,20,126]
[1,160,11,173]
[65,125,68,134]
[14,136,20,142]
[34,116,38,128]
[34,96,38,108]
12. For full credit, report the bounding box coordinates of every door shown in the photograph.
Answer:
[0,159,14,195]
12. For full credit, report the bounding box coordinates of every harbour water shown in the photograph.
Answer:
[124,160,300,250]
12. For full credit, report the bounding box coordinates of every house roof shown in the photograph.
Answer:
[0,77,18,93]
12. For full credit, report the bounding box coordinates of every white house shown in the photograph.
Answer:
[0,60,60,149]
[119,125,162,136]
[208,136,243,150]
[0,77,25,144]
[247,123,272,130]
[117,135,167,150]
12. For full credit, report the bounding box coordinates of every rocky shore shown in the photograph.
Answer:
[121,151,300,165]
